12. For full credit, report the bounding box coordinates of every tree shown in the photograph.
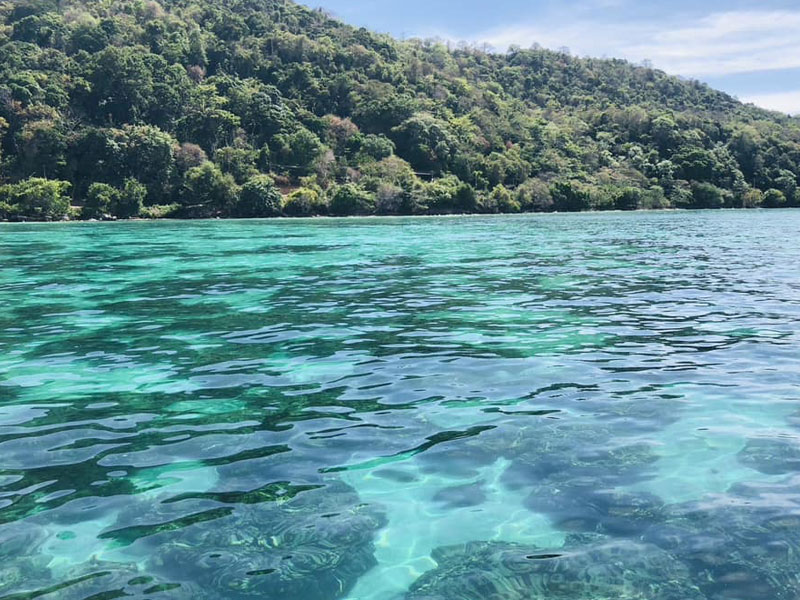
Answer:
[454,182,478,213]
[181,163,238,217]
[114,178,146,218]
[175,143,209,173]
[727,126,762,181]
[121,125,177,203]
[215,146,258,184]
[361,156,419,190]
[16,120,67,178]
[234,175,282,217]
[86,47,156,124]
[3,178,71,221]
[324,115,359,154]
[489,184,520,213]
[353,134,395,163]
[614,187,643,211]
[516,178,553,212]
[673,148,717,183]
[391,113,455,174]
[273,128,325,173]
[763,189,787,209]
[375,184,405,215]
[65,127,123,200]
[774,170,798,206]
[0,118,7,164]
[187,28,207,66]
[69,17,110,54]
[650,115,680,153]
[11,13,66,47]
[690,182,726,209]
[740,188,763,209]
[551,181,591,212]
[329,184,375,216]
[283,187,323,217]
[178,83,241,151]
[483,149,530,187]
[82,182,119,219]
[424,175,462,213]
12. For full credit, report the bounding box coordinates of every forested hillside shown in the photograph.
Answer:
[1,0,799,220]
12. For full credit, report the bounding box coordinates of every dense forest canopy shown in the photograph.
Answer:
[1,0,799,220]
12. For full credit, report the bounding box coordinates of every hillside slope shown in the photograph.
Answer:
[1,0,799,220]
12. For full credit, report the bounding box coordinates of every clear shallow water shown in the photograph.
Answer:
[1,211,800,599]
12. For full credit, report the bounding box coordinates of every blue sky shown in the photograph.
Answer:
[311,0,800,114]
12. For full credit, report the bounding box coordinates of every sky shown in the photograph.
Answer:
[310,0,800,114]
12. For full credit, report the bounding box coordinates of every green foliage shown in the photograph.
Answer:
[273,128,325,173]
[391,113,455,174]
[16,119,66,178]
[180,162,238,217]
[12,13,66,47]
[486,184,520,213]
[0,0,798,220]
[483,149,530,187]
[740,188,764,209]
[454,182,478,213]
[0,201,15,221]
[215,146,259,184]
[763,189,788,209]
[551,181,591,212]
[614,187,643,211]
[116,178,146,218]
[1,178,71,220]
[140,203,180,219]
[86,46,157,124]
[82,182,119,219]
[354,134,395,163]
[690,182,727,209]
[329,184,375,216]
[283,187,324,217]
[120,125,178,203]
[235,175,282,217]
[0,117,7,163]
[424,175,462,213]
[516,178,553,212]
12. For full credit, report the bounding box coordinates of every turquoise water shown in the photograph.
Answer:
[1,211,800,599]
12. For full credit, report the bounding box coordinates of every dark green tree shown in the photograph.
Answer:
[273,128,325,172]
[690,182,726,209]
[551,181,591,212]
[180,163,238,217]
[454,182,478,212]
[763,189,787,209]
[234,175,282,217]
[82,182,119,219]
[329,184,375,216]
[614,187,643,211]
[114,178,147,218]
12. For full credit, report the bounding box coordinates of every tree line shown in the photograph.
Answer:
[1,0,799,221]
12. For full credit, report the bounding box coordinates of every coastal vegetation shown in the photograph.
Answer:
[1,0,799,220]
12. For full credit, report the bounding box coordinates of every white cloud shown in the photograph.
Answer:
[465,10,800,78]
[741,90,800,115]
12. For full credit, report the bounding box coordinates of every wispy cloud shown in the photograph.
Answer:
[467,10,800,78]
[741,90,800,115]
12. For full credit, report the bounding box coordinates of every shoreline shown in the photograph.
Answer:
[0,207,793,226]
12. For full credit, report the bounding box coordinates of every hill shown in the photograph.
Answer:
[1,0,799,220]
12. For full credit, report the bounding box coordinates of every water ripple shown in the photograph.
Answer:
[1,212,800,599]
